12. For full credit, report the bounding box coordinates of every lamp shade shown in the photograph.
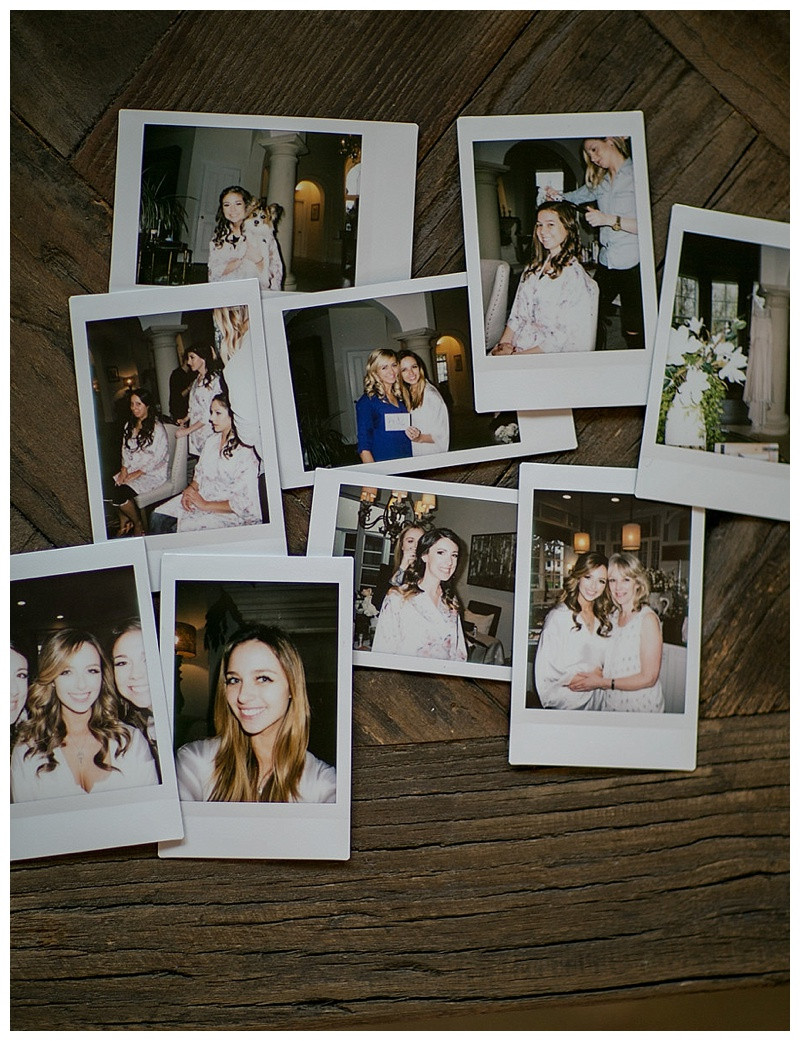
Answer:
[621,522,641,551]
[573,531,591,553]
[175,622,197,659]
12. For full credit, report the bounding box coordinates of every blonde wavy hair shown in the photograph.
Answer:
[213,305,250,365]
[14,629,131,777]
[608,552,651,612]
[582,137,630,189]
[363,348,401,400]
[210,625,311,803]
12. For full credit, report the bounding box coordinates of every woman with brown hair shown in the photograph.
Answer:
[176,624,336,803]
[491,201,598,355]
[107,386,170,536]
[11,629,158,802]
[372,527,467,661]
[207,185,283,291]
[533,551,614,710]
[397,350,450,455]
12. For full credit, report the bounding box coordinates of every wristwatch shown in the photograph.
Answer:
[612,215,622,231]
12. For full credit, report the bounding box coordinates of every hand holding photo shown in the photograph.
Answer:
[637,205,789,521]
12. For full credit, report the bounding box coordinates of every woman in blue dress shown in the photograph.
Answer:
[355,349,413,463]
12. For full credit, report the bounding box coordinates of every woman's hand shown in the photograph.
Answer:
[115,467,128,485]
[490,341,515,356]
[568,667,604,692]
[174,426,190,438]
[583,207,609,228]
[405,426,421,442]
[180,483,203,511]
[543,186,563,201]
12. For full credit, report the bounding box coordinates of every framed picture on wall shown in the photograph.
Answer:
[467,532,516,592]
[308,467,519,680]
[509,463,705,772]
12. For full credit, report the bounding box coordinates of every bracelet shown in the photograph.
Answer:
[610,678,616,691]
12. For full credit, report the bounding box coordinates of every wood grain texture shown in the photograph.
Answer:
[10,10,789,1030]
[11,714,788,1030]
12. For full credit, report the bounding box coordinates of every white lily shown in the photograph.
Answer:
[666,323,692,365]
[676,366,710,406]
[719,346,748,384]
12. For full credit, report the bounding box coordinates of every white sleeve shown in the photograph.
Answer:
[371,592,404,655]
[10,744,38,803]
[418,386,450,451]
[176,740,213,801]
[226,445,261,523]
[114,726,159,787]
[300,753,337,804]
[534,608,599,710]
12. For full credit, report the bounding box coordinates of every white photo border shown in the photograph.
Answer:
[509,463,704,772]
[109,108,417,293]
[458,111,658,411]
[636,204,789,521]
[10,540,184,861]
[262,272,576,489]
[157,552,353,861]
[308,467,518,681]
[70,279,287,590]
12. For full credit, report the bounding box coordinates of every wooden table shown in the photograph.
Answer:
[10,11,788,1030]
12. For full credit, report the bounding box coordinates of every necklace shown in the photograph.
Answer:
[69,732,94,766]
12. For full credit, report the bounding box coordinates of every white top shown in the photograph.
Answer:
[601,606,665,713]
[187,373,223,456]
[207,229,283,291]
[153,433,261,532]
[10,725,159,803]
[410,383,450,456]
[506,259,598,353]
[372,589,467,661]
[534,603,608,710]
[117,421,170,494]
[176,738,336,803]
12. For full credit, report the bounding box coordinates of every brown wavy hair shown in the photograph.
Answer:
[390,526,463,613]
[14,629,131,777]
[555,551,613,637]
[210,625,311,803]
[211,185,254,247]
[397,350,430,411]
[522,202,583,282]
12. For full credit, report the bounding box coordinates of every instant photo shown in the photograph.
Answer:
[10,541,183,861]
[637,205,789,521]
[458,111,658,412]
[158,553,352,861]
[263,272,576,488]
[70,280,286,588]
[308,468,517,680]
[110,109,417,295]
[509,464,704,772]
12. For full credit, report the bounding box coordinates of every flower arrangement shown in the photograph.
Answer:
[658,316,748,450]
[494,422,520,444]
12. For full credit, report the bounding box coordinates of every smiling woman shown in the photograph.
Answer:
[10,629,159,802]
[175,624,337,803]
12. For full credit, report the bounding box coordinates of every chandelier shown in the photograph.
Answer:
[357,487,437,542]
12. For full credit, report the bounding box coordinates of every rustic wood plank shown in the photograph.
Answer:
[11,713,787,1030]
[643,11,789,155]
[10,11,178,157]
[9,507,55,554]
[71,10,534,203]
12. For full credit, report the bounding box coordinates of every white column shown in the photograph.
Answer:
[474,161,508,260]
[394,327,436,377]
[259,133,309,292]
[756,287,789,437]
[143,324,187,417]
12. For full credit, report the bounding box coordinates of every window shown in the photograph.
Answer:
[435,353,448,383]
[711,280,739,336]
[673,276,699,324]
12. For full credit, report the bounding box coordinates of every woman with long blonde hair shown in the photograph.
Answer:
[355,348,412,463]
[397,350,450,455]
[545,136,643,349]
[176,625,336,803]
[11,628,159,802]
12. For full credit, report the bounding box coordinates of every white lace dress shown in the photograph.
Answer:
[601,606,665,713]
